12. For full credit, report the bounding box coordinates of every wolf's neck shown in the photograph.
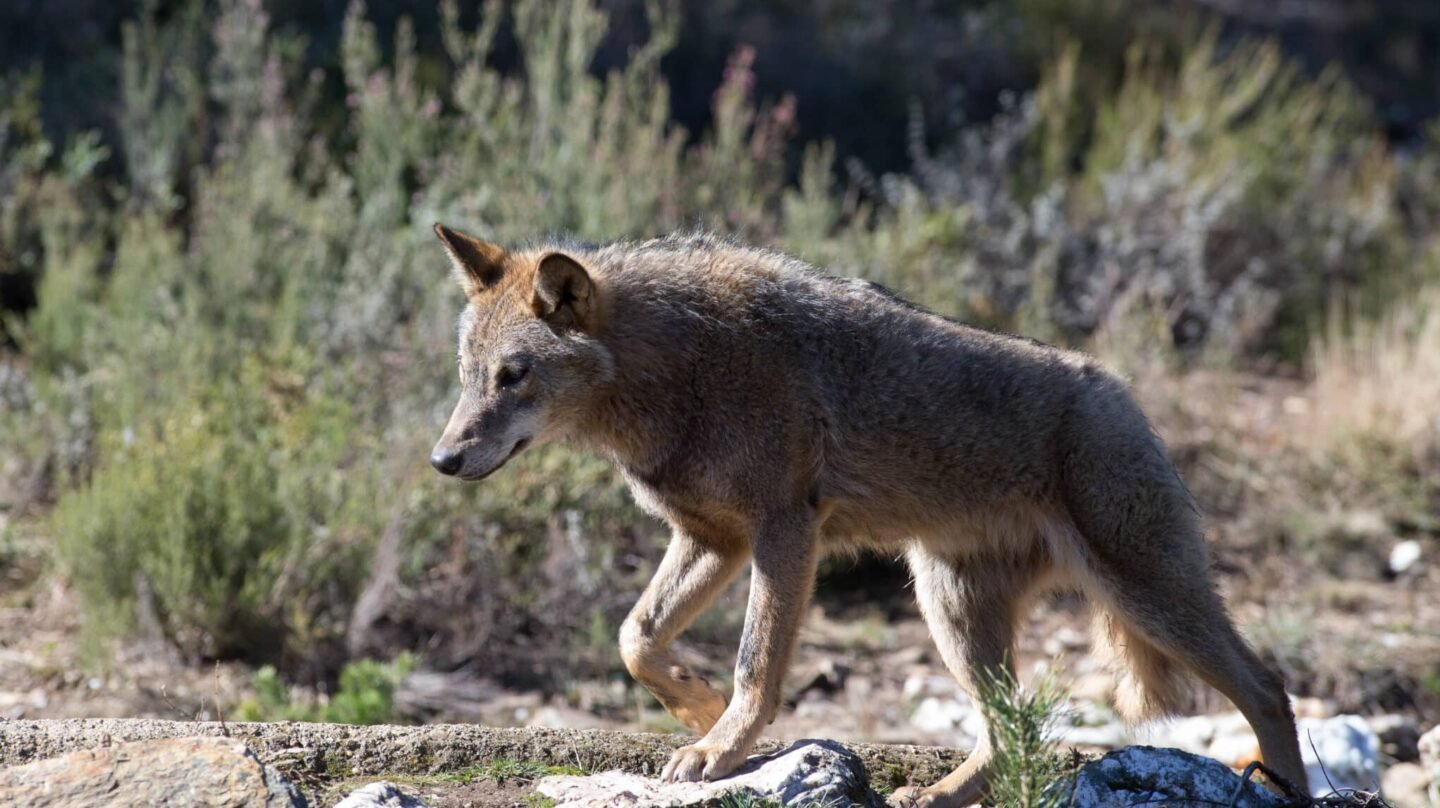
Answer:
[573,332,698,473]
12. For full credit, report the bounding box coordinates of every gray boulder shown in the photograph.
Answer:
[0,736,306,807]
[1069,746,1288,808]
[535,739,880,807]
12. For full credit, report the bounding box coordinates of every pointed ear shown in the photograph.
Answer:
[434,223,506,297]
[532,252,595,328]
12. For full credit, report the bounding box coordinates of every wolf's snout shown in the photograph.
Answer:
[429,446,465,476]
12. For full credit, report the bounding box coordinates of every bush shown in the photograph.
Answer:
[51,367,381,665]
[976,670,1069,808]
[28,0,760,680]
[822,27,1404,362]
[237,653,415,724]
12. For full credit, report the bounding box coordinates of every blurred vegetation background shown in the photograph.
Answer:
[0,0,1437,723]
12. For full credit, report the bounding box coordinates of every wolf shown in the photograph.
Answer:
[427,224,1307,806]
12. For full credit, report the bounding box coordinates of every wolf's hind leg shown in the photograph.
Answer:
[889,547,1045,808]
[1092,572,1308,794]
[619,532,748,735]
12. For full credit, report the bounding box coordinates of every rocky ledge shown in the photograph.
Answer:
[0,718,1428,807]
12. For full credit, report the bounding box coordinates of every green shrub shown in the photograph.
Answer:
[52,365,381,663]
[976,670,1069,808]
[237,652,415,724]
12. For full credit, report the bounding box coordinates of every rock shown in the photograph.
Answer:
[1380,762,1432,808]
[1069,746,1287,808]
[788,658,852,697]
[1389,539,1423,575]
[1370,713,1422,762]
[526,704,611,730]
[901,674,961,702]
[1420,724,1440,806]
[908,696,980,745]
[1292,696,1332,719]
[1132,711,1259,766]
[534,739,880,807]
[1138,714,1223,757]
[1059,722,1128,750]
[1041,626,1089,657]
[1207,726,1263,771]
[0,736,306,807]
[334,781,432,808]
[1058,703,1126,749]
[1298,715,1381,796]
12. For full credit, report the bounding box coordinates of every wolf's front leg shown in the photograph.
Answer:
[620,532,748,734]
[661,509,818,782]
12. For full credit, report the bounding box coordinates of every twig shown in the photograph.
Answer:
[214,661,230,738]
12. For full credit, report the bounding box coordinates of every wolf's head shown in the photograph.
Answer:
[429,224,614,480]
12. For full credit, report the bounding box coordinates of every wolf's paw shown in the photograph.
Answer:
[660,742,745,783]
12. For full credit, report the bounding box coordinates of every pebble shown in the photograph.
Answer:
[1389,539,1422,575]
[908,695,981,745]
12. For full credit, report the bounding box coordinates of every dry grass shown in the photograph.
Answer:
[1307,284,1440,460]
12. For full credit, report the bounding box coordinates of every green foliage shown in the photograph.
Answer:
[462,758,585,783]
[237,653,415,724]
[51,368,381,661]
[975,670,1070,808]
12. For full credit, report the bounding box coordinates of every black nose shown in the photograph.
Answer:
[430,448,464,476]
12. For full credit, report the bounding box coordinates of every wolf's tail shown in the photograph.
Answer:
[1091,607,1194,723]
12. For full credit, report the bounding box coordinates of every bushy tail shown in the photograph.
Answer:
[1093,609,1194,724]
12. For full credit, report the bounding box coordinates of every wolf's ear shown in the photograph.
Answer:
[434,223,506,297]
[532,252,594,329]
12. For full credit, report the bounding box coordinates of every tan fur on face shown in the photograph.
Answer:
[430,228,1309,800]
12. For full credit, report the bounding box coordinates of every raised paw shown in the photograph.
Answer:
[666,681,728,735]
[660,742,746,783]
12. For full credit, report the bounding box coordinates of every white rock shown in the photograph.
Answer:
[1207,726,1262,770]
[1058,703,1126,749]
[334,781,432,808]
[908,695,979,744]
[1419,724,1440,806]
[1070,746,1286,808]
[1136,715,1220,757]
[1298,715,1380,796]
[1059,723,1128,749]
[1132,711,1257,764]
[1041,626,1089,656]
[526,704,610,730]
[1380,762,1432,808]
[535,740,877,807]
[1390,539,1423,574]
[901,674,961,703]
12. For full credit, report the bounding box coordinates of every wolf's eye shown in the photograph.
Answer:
[496,365,528,389]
